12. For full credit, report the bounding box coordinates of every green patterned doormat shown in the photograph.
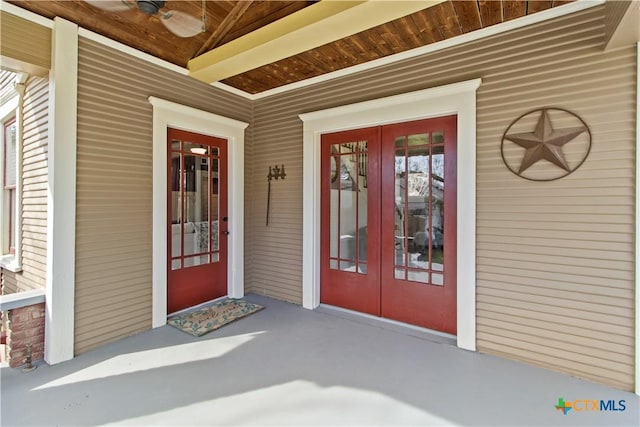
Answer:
[168,299,264,337]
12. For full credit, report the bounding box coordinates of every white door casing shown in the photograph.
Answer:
[299,79,481,350]
[149,97,248,327]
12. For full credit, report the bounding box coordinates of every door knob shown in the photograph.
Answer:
[224,231,230,235]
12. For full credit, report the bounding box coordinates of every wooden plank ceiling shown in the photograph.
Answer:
[8,0,573,94]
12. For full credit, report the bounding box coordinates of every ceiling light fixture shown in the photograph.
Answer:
[190,147,207,155]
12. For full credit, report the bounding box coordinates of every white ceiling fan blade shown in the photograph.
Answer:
[161,10,205,38]
[84,0,135,12]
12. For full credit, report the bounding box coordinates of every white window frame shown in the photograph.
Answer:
[0,76,22,272]
[300,79,480,351]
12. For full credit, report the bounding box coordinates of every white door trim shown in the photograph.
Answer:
[299,79,480,350]
[634,41,639,396]
[148,97,248,328]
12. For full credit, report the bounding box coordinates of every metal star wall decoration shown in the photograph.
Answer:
[501,108,591,181]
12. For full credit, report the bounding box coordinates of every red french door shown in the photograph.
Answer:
[167,128,228,314]
[320,116,457,334]
[320,127,381,315]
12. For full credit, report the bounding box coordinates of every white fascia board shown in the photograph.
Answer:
[77,28,187,76]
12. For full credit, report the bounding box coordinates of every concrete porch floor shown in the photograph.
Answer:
[1,294,638,426]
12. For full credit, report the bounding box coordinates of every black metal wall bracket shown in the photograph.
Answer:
[266,165,286,226]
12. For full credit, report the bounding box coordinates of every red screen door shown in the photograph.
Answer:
[320,116,457,334]
[167,128,228,314]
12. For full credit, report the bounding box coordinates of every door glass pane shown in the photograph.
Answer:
[184,255,209,268]
[432,273,443,286]
[211,158,219,252]
[356,142,368,274]
[407,145,429,273]
[184,141,208,155]
[329,154,339,259]
[327,141,368,274]
[4,121,16,187]
[432,131,444,144]
[169,134,224,273]
[171,152,182,259]
[408,270,429,283]
[394,146,406,268]
[183,153,208,257]
[408,133,428,146]
[339,188,356,271]
[340,260,355,271]
[394,134,437,285]
[431,145,445,279]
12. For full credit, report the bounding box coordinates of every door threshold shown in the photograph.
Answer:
[317,304,457,346]
[167,295,228,318]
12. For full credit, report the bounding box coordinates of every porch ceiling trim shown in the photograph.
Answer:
[0,0,604,101]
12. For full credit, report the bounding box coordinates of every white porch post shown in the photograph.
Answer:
[45,17,78,364]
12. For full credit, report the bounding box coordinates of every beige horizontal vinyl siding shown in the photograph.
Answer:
[246,124,303,302]
[252,5,636,390]
[1,75,49,295]
[0,70,14,90]
[0,11,51,74]
[75,38,251,354]
[475,36,636,392]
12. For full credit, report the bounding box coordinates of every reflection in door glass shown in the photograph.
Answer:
[182,154,210,261]
[211,158,219,255]
[170,139,222,270]
[394,145,407,276]
[328,141,368,274]
[393,133,444,286]
[171,152,182,265]
[431,145,445,276]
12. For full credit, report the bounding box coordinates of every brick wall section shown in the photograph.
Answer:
[6,303,45,368]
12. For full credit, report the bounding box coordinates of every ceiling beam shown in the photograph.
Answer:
[187,0,445,84]
[194,0,254,57]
